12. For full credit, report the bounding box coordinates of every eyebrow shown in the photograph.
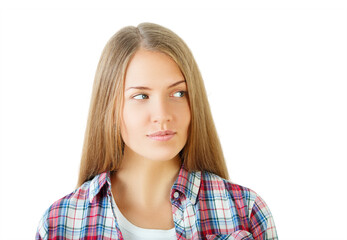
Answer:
[125,80,186,91]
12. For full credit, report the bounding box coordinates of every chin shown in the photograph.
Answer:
[143,151,181,162]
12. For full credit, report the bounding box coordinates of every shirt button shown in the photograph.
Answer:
[173,192,180,199]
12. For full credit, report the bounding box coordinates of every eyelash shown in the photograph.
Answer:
[132,91,187,100]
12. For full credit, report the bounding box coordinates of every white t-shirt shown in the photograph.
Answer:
[113,200,177,240]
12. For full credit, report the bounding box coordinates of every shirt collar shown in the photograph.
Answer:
[89,171,112,203]
[171,163,201,205]
[88,163,202,205]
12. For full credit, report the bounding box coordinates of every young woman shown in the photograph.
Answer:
[36,22,278,240]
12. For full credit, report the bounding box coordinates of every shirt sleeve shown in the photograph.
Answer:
[248,193,278,240]
[35,209,49,240]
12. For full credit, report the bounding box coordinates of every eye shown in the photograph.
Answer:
[172,91,186,98]
[133,94,149,100]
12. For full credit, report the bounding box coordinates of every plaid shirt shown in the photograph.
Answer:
[36,164,278,240]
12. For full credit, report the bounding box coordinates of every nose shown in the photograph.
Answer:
[151,97,173,125]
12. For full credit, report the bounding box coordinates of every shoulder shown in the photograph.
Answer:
[35,177,97,239]
[200,171,278,239]
[47,178,93,212]
[200,170,271,218]
[201,170,257,199]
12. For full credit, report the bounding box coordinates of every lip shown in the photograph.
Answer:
[147,130,176,141]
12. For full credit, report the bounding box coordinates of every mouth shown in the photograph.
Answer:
[147,130,176,141]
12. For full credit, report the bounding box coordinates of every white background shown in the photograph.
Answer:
[1,1,346,239]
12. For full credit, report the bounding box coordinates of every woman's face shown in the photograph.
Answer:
[121,48,191,162]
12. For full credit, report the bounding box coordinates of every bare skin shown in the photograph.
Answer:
[110,148,181,229]
[110,48,190,230]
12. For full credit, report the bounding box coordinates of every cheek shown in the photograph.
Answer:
[186,106,191,125]
[121,104,146,137]
[184,102,191,123]
[176,104,191,130]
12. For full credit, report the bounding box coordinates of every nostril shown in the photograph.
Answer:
[152,115,172,123]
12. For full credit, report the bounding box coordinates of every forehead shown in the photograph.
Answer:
[124,48,185,87]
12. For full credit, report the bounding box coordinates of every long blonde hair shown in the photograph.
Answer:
[77,22,229,187]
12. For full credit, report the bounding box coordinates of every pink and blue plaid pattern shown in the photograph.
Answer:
[36,164,278,239]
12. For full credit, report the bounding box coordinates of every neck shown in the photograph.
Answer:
[111,148,182,208]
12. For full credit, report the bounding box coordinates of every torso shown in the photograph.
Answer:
[114,196,175,230]
[110,165,179,230]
